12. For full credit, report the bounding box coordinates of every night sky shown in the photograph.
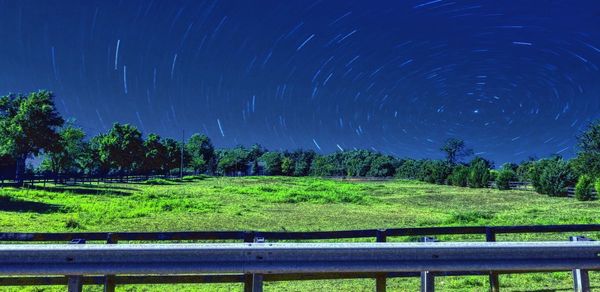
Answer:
[1,0,600,164]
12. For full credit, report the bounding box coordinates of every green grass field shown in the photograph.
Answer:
[1,176,599,291]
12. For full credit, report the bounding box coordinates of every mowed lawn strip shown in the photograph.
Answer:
[0,176,599,291]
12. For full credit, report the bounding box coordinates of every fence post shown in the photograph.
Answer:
[104,233,118,292]
[375,229,387,292]
[486,227,500,292]
[570,236,591,292]
[67,239,86,292]
[419,237,437,292]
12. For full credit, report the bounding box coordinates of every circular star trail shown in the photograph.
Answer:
[1,0,600,164]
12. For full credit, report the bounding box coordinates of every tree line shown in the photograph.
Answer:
[2,91,600,201]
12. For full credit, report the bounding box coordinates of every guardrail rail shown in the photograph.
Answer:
[1,224,599,292]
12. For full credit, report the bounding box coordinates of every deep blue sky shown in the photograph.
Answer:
[1,0,600,164]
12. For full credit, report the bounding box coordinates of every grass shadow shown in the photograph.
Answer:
[26,185,131,196]
[0,196,65,213]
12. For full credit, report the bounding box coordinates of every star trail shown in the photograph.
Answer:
[1,0,600,164]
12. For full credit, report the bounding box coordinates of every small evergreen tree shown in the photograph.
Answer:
[575,175,595,201]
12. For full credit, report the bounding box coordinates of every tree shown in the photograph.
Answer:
[572,120,600,178]
[440,138,473,164]
[448,165,469,187]
[186,134,216,174]
[366,155,397,177]
[467,157,491,188]
[260,152,283,175]
[162,138,186,174]
[0,91,64,184]
[42,125,86,180]
[281,156,295,176]
[96,123,144,176]
[291,150,316,176]
[216,146,250,175]
[142,133,166,175]
[575,175,595,201]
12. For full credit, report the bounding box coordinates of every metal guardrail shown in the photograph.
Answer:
[0,242,599,292]
[1,224,600,291]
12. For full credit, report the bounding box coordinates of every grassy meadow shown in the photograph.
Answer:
[1,176,600,291]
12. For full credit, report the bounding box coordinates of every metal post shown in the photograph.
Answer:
[244,232,255,292]
[420,237,437,292]
[67,276,83,292]
[104,233,118,292]
[486,227,500,292]
[375,229,387,292]
[570,236,591,292]
[252,274,264,292]
[68,239,86,292]
[420,271,434,292]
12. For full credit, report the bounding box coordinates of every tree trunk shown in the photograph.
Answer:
[14,154,26,187]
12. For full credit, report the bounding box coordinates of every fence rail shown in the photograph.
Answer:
[1,224,600,291]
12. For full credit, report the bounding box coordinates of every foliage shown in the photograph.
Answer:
[95,123,144,175]
[467,157,491,188]
[532,157,575,197]
[575,175,595,201]
[41,125,86,176]
[217,146,250,175]
[572,121,600,178]
[186,134,215,174]
[0,91,64,181]
[281,156,295,176]
[496,168,517,190]
[448,165,469,187]
[141,133,166,174]
[440,138,473,164]
[260,152,282,175]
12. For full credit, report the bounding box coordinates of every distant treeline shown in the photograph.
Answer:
[2,91,600,200]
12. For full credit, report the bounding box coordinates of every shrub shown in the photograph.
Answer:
[416,160,452,184]
[496,169,517,190]
[448,165,469,187]
[467,157,491,188]
[575,175,595,201]
[595,178,600,198]
[534,158,575,196]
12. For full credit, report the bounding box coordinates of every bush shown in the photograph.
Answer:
[467,158,491,188]
[595,178,600,198]
[448,165,469,187]
[535,158,575,196]
[496,169,517,190]
[412,160,453,184]
[575,175,595,201]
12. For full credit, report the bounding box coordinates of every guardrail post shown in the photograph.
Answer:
[570,236,591,292]
[104,233,118,292]
[419,237,437,292]
[375,229,387,292]
[244,232,261,292]
[67,239,86,292]
[252,274,264,292]
[486,227,500,292]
